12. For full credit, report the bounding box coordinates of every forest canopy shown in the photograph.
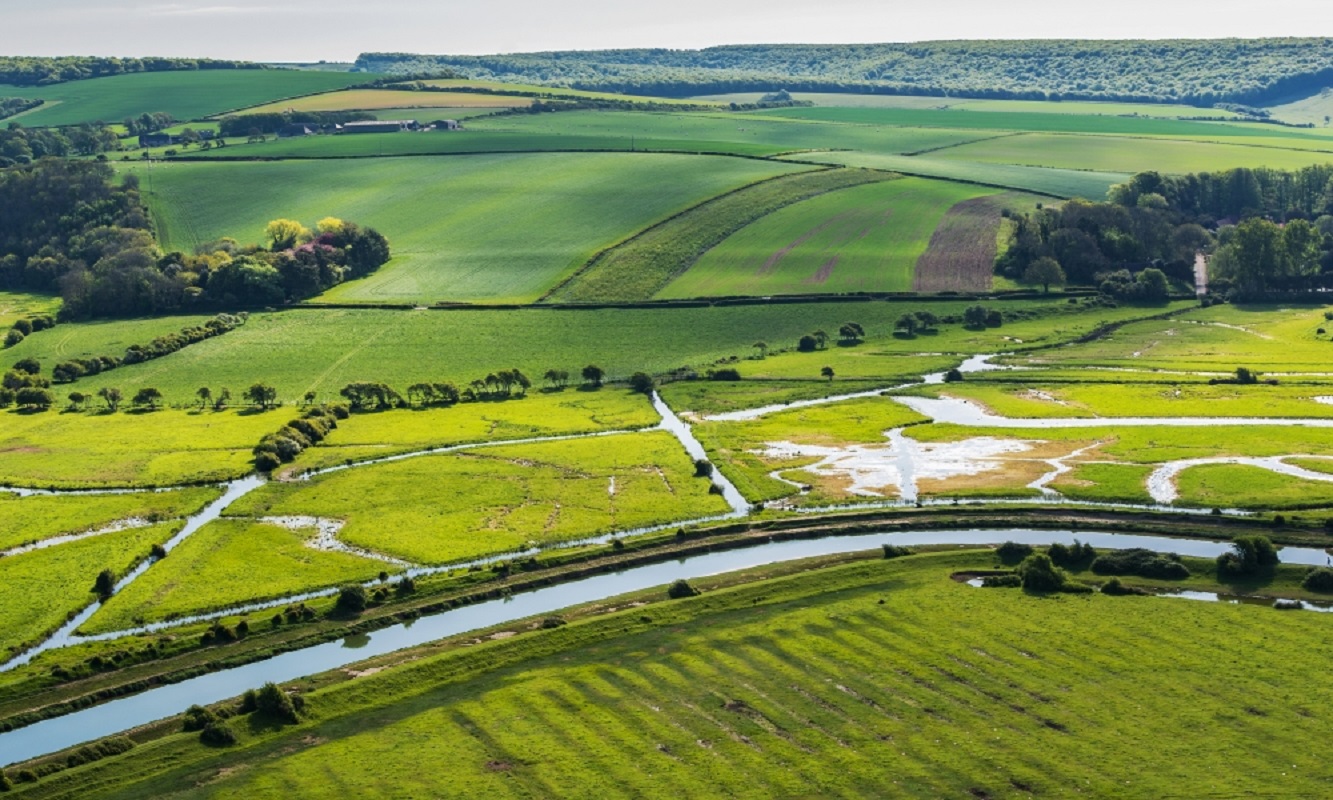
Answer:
[357,39,1333,105]
[0,56,262,87]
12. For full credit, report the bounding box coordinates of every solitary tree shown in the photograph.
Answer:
[963,305,989,329]
[895,313,919,337]
[213,387,231,411]
[196,387,212,409]
[797,334,817,352]
[628,372,655,394]
[1024,257,1066,293]
[581,364,605,388]
[245,383,278,409]
[838,322,865,344]
[821,366,835,382]
[93,568,117,599]
[813,329,829,350]
[753,341,768,359]
[97,386,123,411]
[132,387,163,410]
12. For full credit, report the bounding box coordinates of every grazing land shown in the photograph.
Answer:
[934,132,1333,173]
[233,89,532,113]
[788,150,1129,198]
[0,488,221,551]
[0,291,59,327]
[128,154,804,304]
[695,93,1248,118]
[44,552,1333,799]
[0,70,375,127]
[659,178,1000,298]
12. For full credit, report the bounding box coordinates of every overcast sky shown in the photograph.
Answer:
[4,0,1331,62]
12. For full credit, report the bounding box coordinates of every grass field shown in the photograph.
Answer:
[0,522,178,658]
[0,487,220,551]
[789,150,1127,198]
[0,70,375,127]
[1266,88,1333,127]
[47,551,1333,799]
[659,178,999,298]
[1,312,217,370]
[289,389,658,471]
[126,154,803,304]
[85,519,392,634]
[546,168,880,303]
[227,430,730,564]
[1006,304,1333,373]
[1175,463,1333,510]
[0,408,290,488]
[924,380,1333,419]
[935,132,1333,173]
[31,300,1188,404]
[0,291,59,327]
[697,92,1246,118]
[233,89,532,113]
[416,79,716,106]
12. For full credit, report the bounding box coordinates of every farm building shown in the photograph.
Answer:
[432,120,462,131]
[341,120,419,134]
[137,132,173,148]
[278,124,316,138]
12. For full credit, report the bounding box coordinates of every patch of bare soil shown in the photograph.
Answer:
[914,194,1009,292]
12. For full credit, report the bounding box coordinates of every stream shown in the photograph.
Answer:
[4,526,1332,767]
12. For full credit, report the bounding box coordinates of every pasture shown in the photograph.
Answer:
[227,430,729,564]
[126,154,803,304]
[35,299,1187,403]
[53,551,1333,799]
[922,380,1333,419]
[659,178,1000,298]
[0,487,220,551]
[232,89,531,114]
[0,291,59,327]
[934,132,1333,174]
[0,522,178,658]
[85,518,392,634]
[697,92,1247,118]
[0,70,374,127]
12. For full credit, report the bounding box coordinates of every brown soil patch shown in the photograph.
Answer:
[805,256,839,285]
[914,194,1011,293]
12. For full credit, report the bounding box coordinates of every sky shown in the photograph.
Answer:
[3,0,1331,62]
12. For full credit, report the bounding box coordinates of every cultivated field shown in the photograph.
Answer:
[935,132,1333,173]
[232,89,532,114]
[659,178,1000,298]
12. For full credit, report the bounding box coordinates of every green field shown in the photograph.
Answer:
[126,154,804,304]
[659,178,999,298]
[26,300,1186,405]
[935,132,1333,173]
[1175,463,1333,509]
[235,89,532,113]
[924,380,1333,419]
[0,70,376,127]
[0,488,220,551]
[0,522,178,658]
[697,92,1247,118]
[46,551,1333,799]
[0,291,59,327]
[227,430,730,565]
[84,518,393,634]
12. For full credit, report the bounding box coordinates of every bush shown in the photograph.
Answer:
[667,579,699,599]
[182,704,218,732]
[253,451,282,472]
[942,368,964,383]
[1047,540,1097,569]
[1100,577,1131,595]
[199,721,238,747]
[92,568,117,599]
[541,616,567,629]
[1092,548,1190,580]
[239,688,259,713]
[254,682,300,723]
[628,371,655,393]
[981,574,1022,588]
[395,575,417,596]
[1217,535,1280,577]
[995,541,1034,564]
[693,458,713,478]
[881,544,915,559]
[335,584,368,614]
[1301,567,1333,593]
[0,771,10,791]
[3,329,23,348]
[1016,553,1067,592]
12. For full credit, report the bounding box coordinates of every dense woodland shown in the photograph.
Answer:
[999,166,1333,299]
[0,160,390,318]
[0,123,120,165]
[0,56,262,87]
[358,39,1333,105]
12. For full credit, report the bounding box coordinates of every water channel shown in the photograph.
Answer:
[3,526,1332,766]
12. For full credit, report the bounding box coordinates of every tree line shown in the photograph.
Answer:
[356,39,1333,106]
[216,110,377,138]
[0,56,263,87]
[0,124,121,166]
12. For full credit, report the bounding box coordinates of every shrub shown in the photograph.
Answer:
[628,371,655,394]
[254,682,299,723]
[1301,567,1333,593]
[239,689,259,713]
[797,334,817,352]
[16,770,36,784]
[693,459,713,478]
[541,616,567,629]
[1100,577,1131,595]
[253,451,282,473]
[3,329,23,348]
[943,368,964,383]
[396,575,416,596]
[199,721,238,747]
[150,543,167,560]
[1092,548,1190,580]
[0,771,10,791]
[336,584,368,614]
[981,574,1022,588]
[1047,540,1097,569]
[92,568,117,599]
[667,579,699,599]
[1217,535,1280,577]
[881,544,915,559]
[1016,553,1067,592]
[995,541,1035,564]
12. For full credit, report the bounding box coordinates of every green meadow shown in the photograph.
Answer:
[936,132,1333,173]
[47,552,1333,799]
[0,488,220,551]
[0,522,178,658]
[660,178,999,298]
[228,430,729,565]
[0,291,60,327]
[126,154,804,304]
[0,70,374,127]
[923,380,1333,419]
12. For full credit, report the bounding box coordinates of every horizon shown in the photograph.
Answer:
[4,0,1331,63]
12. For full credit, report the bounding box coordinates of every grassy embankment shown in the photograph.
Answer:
[19,549,1333,799]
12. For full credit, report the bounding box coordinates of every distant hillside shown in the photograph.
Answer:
[357,39,1333,106]
[0,56,263,87]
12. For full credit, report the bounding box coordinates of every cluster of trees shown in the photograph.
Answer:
[254,405,344,472]
[47,314,245,385]
[0,56,263,87]
[216,110,376,138]
[4,312,55,348]
[0,97,42,120]
[121,112,175,135]
[357,39,1333,105]
[0,161,392,318]
[1111,165,1333,226]
[0,123,122,166]
[1,357,54,409]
